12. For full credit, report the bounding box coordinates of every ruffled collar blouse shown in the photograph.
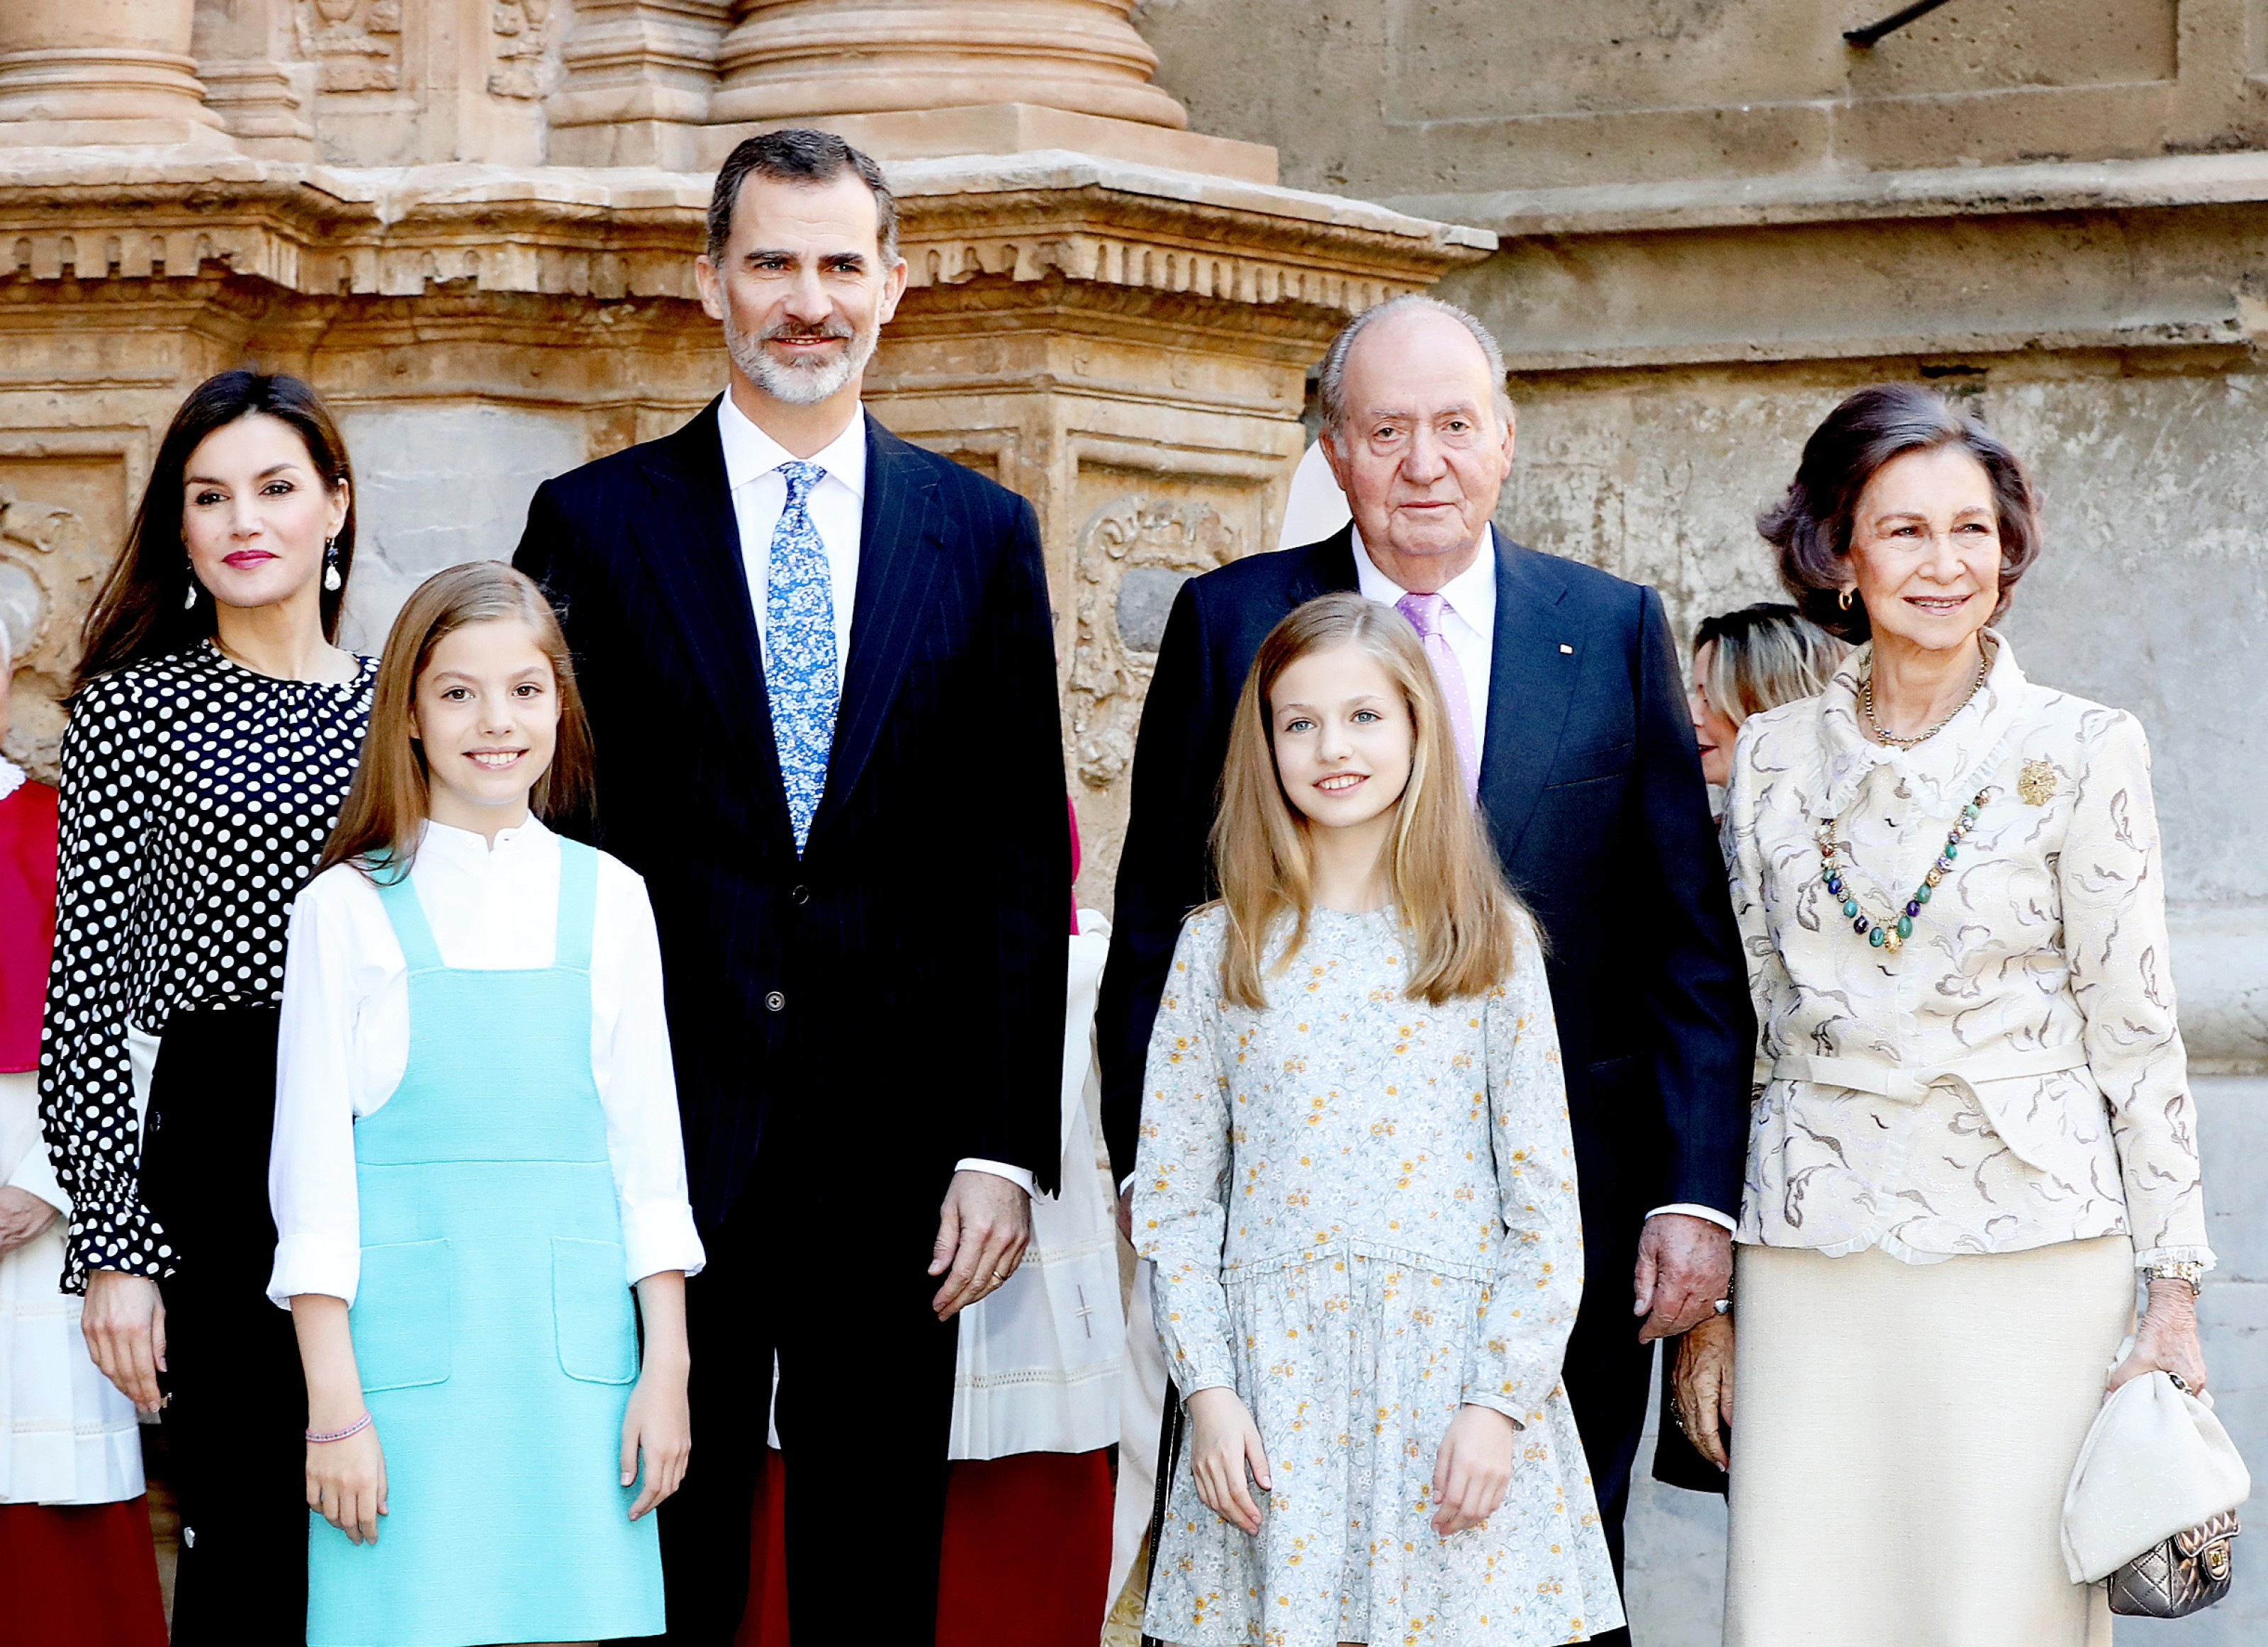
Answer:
[1722,632,2211,1271]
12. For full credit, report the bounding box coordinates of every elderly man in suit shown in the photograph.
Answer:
[1098,296,1753,1641]
[514,130,1069,1646]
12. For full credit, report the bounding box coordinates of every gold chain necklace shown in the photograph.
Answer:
[1860,648,1990,749]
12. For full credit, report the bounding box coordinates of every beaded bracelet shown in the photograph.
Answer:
[305,1411,373,1445]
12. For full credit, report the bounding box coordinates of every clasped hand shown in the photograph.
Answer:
[1184,1387,1518,1539]
[0,1185,58,1257]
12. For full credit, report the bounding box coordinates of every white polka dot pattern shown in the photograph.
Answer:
[35,640,375,1289]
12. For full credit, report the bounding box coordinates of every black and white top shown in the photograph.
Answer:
[38,641,376,1287]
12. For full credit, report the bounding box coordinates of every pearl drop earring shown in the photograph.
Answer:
[183,566,198,610]
[322,537,342,592]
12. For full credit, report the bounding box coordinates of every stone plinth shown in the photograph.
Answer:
[712,1,1187,130]
[0,0,232,150]
[0,146,1490,908]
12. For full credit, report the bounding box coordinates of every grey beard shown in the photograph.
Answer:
[722,311,878,407]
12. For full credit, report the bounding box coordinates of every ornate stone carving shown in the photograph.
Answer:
[304,0,401,94]
[0,484,95,780]
[1068,497,1237,791]
[489,0,556,101]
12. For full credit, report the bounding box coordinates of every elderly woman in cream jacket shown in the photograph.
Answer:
[1674,384,2213,1647]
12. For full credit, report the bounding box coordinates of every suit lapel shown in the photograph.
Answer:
[631,399,797,860]
[806,415,945,844]
[1477,536,1578,859]
[1290,524,1359,602]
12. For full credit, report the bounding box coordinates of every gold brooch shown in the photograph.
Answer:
[2017,759,2057,806]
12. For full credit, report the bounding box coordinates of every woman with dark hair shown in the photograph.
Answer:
[39,369,376,1643]
[1687,602,1848,789]
[1673,383,2212,1644]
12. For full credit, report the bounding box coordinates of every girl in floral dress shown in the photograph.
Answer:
[1133,592,1619,1647]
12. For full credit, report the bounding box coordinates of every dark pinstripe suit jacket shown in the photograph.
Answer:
[514,400,1070,1229]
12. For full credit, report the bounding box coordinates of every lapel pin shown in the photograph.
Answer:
[1559,643,1574,654]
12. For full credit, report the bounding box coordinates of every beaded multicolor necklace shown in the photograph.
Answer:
[1816,787,1997,952]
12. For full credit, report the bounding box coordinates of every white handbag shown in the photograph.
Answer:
[2062,1355,2250,1584]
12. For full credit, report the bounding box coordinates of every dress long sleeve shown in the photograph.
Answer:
[595,881,704,1284]
[1461,919,1585,1424]
[1131,916,1240,1399]
[37,673,164,1283]
[1724,726,1798,1078]
[2058,712,2211,1267]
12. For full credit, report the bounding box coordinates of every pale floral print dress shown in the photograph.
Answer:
[1133,904,1619,1647]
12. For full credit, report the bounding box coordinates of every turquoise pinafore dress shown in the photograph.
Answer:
[307,840,664,1646]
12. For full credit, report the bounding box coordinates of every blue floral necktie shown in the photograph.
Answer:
[765,460,837,853]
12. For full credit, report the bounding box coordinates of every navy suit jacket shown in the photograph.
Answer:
[515,401,1071,1229]
[1096,525,1753,1231]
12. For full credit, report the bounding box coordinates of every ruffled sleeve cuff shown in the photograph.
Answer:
[267,1232,363,1308]
[620,1201,706,1284]
[65,1201,171,1291]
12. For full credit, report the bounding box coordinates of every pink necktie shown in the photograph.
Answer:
[1395,590,1480,799]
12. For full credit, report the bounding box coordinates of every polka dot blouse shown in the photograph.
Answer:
[37,640,375,1288]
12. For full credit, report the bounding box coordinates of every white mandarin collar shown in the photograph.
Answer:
[1814,629,2028,822]
[0,757,23,802]
[717,390,868,500]
[417,814,553,862]
[1352,524,1498,624]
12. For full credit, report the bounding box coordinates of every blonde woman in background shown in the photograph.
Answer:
[1687,602,1848,791]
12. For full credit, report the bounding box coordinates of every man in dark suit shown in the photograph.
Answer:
[1099,296,1753,1641]
[513,130,1069,1646]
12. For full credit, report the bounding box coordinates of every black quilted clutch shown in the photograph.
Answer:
[2107,1510,2240,1618]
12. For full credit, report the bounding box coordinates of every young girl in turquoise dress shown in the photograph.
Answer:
[1132,592,1622,1647]
[268,562,704,1647]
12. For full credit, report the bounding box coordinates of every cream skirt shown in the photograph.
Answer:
[1724,1237,2133,1647]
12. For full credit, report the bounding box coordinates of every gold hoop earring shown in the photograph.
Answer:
[1838,587,1853,612]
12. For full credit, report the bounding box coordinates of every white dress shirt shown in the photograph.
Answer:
[715,390,1038,1198]
[267,819,706,1305]
[718,389,866,673]
[1352,525,1497,750]
[1353,528,1734,1238]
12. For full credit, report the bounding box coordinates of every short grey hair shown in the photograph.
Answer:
[1317,294,1515,439]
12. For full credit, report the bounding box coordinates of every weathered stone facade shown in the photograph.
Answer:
[0,0,1489,914]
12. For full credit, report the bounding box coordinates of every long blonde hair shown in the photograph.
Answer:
[319,563,595,880]
[1211,592,1527,1008]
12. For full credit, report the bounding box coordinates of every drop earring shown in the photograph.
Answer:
[183,565,198,610]
[322,537,342,592]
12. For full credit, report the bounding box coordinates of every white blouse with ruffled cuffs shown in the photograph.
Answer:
[1723,632,2212,1271]
[267,817,705,1308]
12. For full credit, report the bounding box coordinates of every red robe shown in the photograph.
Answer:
[0,774,59,1072]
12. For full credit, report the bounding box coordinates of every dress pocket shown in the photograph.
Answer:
[351,1240,453,1392]
[551,1237,639,1385]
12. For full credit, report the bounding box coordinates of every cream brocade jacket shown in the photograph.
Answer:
[1724,634,2213,1271]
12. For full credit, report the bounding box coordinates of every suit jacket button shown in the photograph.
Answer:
[765,991,785,1012]
[790,884,809,905]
